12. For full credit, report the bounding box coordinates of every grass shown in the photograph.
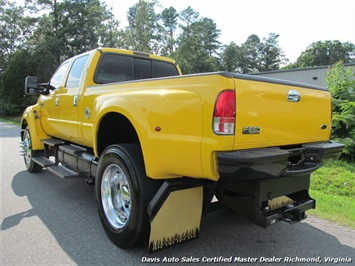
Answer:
[0,116,22,125]
[308,160,355,228]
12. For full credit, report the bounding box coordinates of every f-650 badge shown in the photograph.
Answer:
[242,127,260,134]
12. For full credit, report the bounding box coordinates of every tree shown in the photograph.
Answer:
[326,61,355,159]
[0,0,120,115]
[295,40,355,67]
[221,42,239,72]
[24,0,63,63]
[174,6,221,74]
[197,18,221,56]
[0,1,38,115]
[0,49,37,115]
[221,33,287,74]
[98,5,123,48]
[235,34,261,73]
[159,7,179,55]
[60,0,110,56]
[25,0,120,61]
[124,0,159,53]
[258,33,288,71]
[179,6,199,29]
[0,0,35,67]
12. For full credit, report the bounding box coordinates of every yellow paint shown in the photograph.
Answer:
[23,48,332,182]
[21,104,50,150]
[233,79,331,150]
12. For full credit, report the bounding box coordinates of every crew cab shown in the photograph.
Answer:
[21,48,344,252]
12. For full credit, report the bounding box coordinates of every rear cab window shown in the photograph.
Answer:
[94,53,179,84]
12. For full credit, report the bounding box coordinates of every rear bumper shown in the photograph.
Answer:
[218,141,344,181]
[216,141,344,228]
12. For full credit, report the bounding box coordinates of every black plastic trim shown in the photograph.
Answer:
[233,73,328,91]
[218,141,344,182]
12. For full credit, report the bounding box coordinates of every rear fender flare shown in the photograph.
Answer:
[93,97,149,157]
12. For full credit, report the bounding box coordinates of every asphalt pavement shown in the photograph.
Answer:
[1,121,354,265]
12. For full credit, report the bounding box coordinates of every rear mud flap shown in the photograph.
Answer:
[147,179,203,252]
[218,175,315,228]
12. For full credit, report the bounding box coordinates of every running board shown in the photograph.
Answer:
[32,156,80,178]
[47,165,79,179]
[42,138,65,146]
[32,156,56,167]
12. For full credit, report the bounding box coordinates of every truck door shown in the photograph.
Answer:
[58,54,89,142]
[40,61,70,137]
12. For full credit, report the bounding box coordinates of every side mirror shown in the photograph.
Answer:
[25,76,38,95]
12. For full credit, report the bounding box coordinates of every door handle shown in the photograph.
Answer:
[288,90,301,102]
[73,95,78,106]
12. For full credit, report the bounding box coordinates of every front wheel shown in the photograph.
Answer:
[21,127,43,173]
[95,144,161,249]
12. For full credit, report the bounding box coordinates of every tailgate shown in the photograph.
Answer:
[233,75,331,150]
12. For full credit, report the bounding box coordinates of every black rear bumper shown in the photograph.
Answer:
[218,141,344,181]
[216,141,344,228]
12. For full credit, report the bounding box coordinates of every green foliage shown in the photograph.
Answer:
[221,33,287,73]
[326,61,355,158]
[221,42,238,72]
[0,49,38,115]
[159,7,178,56]
[309,160,355,227]
[0,0,35,67]
[309,190,355,228]
[173,6,221,74]
[124,0,159,53]
[24,0,120,62]
[0,0,119,115]
[311,160,355,197]
[294,40,355,67]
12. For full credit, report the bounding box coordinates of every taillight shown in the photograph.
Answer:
[213,90,236,135]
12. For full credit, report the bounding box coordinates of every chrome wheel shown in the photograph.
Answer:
[22,130,32,167]
[101,164,131,229]
[96,144,161,248]
[21,127,42,172]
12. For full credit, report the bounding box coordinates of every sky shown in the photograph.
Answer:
[108,0,355,63]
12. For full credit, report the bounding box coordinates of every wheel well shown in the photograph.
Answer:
[20,120,28,139]
[97,113,140,156]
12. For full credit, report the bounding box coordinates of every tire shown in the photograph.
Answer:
[95,144,161,249]
[22,127,43,173]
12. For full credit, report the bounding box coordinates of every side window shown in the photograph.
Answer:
[94,53,179,84]
[94,54,133,84]
[49,61,70,89]
[133,58,151,80]
[66,54,89,88]
[152,61,179,78]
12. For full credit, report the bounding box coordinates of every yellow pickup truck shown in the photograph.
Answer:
[21,48,343,252]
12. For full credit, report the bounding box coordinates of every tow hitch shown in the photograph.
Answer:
[281,208,306,223]
[265,190,315,226]
[217,175,315,228]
